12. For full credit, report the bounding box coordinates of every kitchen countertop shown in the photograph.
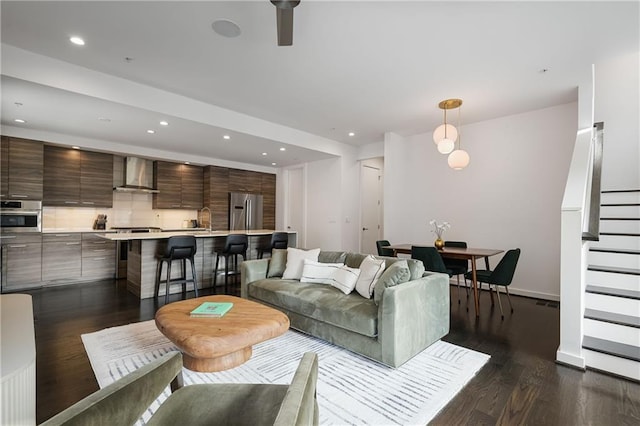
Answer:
[41,228,115,234]
[97,229,296,241]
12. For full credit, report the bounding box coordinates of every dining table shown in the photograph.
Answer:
[387,244,504,317]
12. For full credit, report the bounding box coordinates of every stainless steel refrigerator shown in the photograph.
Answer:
[229,192,263,230]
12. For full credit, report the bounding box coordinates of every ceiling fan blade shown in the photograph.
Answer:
[275,7,294,46]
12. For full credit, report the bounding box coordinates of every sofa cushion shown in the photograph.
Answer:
[248,279,378,337]
[374,260,411,305]
[330,265,360,294]
[345,253,368,269]
[283,248,321,280]
[376,256,425,281]
[300,260,344,285]
[354,255,386,299]
[267,249,288,278]
[318,251,347,264]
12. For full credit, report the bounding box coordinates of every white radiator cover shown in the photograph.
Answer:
[1,294,36,425]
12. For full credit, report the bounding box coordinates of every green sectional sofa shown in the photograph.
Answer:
[241,250,450,368]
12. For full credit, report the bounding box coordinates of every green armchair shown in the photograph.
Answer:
[41,351,319,426]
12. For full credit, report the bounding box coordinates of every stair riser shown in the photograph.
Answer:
[600,221,640,234]
[584,319,640,346]
[588,251,640,269]
[586,270,640,291]
[585,293,640,317]
[583,349,640,381]
[601,204,640,218]
[601,191,640,204]
[591,235,640,250]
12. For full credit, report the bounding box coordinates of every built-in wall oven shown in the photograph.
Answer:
[0,200,42,233]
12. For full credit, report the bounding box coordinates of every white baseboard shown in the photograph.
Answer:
[448,280,560,301]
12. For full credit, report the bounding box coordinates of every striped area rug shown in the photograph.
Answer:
[82,320,489,425]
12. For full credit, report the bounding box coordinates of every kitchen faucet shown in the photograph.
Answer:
[199,207,212,231]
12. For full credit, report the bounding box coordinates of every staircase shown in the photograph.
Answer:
[583,189,640,381]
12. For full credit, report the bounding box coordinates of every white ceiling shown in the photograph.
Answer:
[1,1,638,168]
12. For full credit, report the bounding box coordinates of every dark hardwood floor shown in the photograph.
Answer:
[24,280,640,425]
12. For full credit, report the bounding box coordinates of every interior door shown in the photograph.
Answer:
[360,164,382,255]
[286,167,304,248]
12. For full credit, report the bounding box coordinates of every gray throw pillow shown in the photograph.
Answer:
[373,260,411,305]
[267,249,287,278]
[318,251,347,264]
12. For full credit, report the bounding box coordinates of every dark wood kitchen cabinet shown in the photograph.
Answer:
[43,146,113,207]
[153,161,203,209]
[204,166,276,230]
[1,233,42,290]
[203,165,229,230]
[0,137,43,200]
[261,173,276,229]
[42,233,82,281]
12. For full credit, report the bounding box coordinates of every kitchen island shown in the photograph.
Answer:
[99,230,296,299]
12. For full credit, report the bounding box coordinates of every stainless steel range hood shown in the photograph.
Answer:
[113,157,159,193]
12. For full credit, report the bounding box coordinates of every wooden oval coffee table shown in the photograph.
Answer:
[155,295,289,372]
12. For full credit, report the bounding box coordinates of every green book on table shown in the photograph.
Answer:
[190,302,233,317]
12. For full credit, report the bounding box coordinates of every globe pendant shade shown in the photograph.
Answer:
[437,138,455,154]
[432,124,458,145]
[448,149,470,170]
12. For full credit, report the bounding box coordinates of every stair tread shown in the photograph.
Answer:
[600,232,640,237]
[588,265,640,275]
[589,248,640,255]
[585,285,640,300]
[582,336,640,362]
[584,308,640,328]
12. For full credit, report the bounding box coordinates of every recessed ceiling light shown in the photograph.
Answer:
[223,135,231,140]
[97,117,111,122]
[70,36,85,46]
[279,147,286,151]
[348,132,355,137]
[72,146,80,150]
[147,130,155,134]
[160,121,169,126]
[262,152,267,156]
[212,19,242,38]
[184,161,190,165]
[14,118,26,123]
[272,162,277,166]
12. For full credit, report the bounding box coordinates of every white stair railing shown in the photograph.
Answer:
[556,123,603,368]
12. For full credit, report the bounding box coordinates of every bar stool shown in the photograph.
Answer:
[213,234,248,294]
[155,236,199,304]
[257,232,289,259]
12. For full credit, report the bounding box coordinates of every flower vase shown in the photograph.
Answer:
[434,238,444,250]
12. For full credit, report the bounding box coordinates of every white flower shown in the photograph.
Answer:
[430,220,451,239]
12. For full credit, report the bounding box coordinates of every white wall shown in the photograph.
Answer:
[305,158,343,250]
[383,102,578,300]
[595,51,640,190]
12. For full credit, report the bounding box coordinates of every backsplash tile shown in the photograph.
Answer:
[43,193,198,230]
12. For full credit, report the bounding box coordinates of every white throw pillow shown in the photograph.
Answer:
[282,247,321,280]
[330,265,361,294]
[355,255,386,299]
[300,259,344,284]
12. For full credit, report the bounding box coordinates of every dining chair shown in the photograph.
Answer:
[376,240,396,257]
[443,240,469,304]
[411,246,452,275]
[465,248,521,319]
[257,231,289,259]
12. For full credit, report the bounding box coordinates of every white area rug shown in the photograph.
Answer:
[82,320,489,425]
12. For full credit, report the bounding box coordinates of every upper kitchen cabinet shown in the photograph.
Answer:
[80,151,114,207]
[43,146,113,207]
[0,137,44,200]
[153,161,203,209]
[228,168,262,193]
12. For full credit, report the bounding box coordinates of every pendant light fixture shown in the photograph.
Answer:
[433,98,469,170]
